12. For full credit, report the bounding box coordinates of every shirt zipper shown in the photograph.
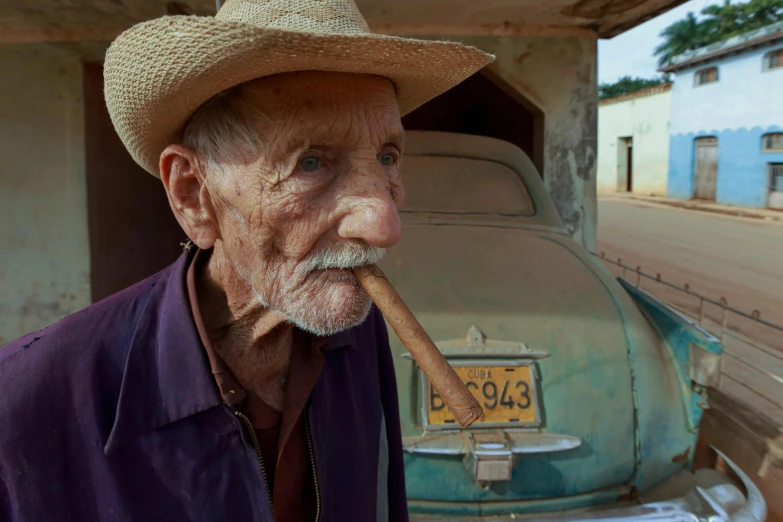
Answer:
[234,409,277,522]
[304,406,321,522]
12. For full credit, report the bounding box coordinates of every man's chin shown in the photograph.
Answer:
[282,288,374,337]
[289,302,373,336]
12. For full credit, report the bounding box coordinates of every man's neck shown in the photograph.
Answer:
[195,247,294,410]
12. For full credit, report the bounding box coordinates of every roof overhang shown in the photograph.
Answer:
[661,22,783,72]
[0,0,689,44]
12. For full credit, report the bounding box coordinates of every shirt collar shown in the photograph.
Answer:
[320,327,356,352]
[104,246,358,454]
[105,246,222,454]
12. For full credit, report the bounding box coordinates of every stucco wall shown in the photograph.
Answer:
[0,44,91,346]
[450,34,598,250]
[668,44,783,207]
[597,90,671,196]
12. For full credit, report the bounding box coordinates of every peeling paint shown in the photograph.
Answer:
[514,51,531,65]
[445,34,598,250]
[671,446,691,463]
[544,59,598,247]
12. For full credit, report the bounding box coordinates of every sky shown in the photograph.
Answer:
[598,0,721,84]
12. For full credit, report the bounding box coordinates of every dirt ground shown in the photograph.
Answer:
[597,197,783,352]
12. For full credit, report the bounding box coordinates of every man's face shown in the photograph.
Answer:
[204,72,405,335]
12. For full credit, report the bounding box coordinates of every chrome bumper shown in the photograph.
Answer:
[536,449,766,522]
[408,448,766,522]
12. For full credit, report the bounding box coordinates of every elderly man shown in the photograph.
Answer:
[0,0,491,521]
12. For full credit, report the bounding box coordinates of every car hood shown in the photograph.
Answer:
[380,223,641,501]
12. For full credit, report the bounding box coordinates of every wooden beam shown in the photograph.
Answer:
[0,22,596,45]
[0,27,127,44]
[369,23,596,38]
[599,0,689,38]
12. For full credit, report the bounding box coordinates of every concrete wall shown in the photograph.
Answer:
[452,34,598,250]
[668,44,783,207]
[597,89,671,196]
[0,44,91,346]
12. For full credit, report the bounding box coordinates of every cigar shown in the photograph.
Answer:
[353,264,483,428]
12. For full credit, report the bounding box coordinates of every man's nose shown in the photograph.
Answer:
[337,180,402,249]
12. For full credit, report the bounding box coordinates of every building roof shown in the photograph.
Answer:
[661,21,783,72]
[599,83,672,106]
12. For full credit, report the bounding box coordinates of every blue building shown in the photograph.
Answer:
[662,22,783,209]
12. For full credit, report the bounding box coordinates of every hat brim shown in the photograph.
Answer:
[103,16,494,176]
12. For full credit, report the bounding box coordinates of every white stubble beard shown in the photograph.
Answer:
[231,240,386,336]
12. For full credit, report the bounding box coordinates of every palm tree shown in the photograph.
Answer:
[654,0,783,67]
[654,12,707,67]
[701,0,744,39]
[740,0,783,31]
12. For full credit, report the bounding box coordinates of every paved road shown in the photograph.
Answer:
[597,197,783,350]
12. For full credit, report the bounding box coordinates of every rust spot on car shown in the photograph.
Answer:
[515,52,531,65]
[672,446,691,463]
[617,487,639,502]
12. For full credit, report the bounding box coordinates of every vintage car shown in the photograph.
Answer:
[378,131,766,520]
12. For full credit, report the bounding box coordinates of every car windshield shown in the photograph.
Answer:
[400,155,535,216]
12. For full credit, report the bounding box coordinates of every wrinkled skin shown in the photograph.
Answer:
[160,72,405,408]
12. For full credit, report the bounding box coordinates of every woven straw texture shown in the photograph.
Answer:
[103,0,494,176]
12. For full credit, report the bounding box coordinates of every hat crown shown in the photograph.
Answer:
[215,0,371,35]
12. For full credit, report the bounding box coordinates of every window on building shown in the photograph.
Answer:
[694,67,719,86]
[763,49,783,71]
[763,133,783,152]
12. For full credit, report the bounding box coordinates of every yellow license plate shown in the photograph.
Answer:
[427,365,539,426]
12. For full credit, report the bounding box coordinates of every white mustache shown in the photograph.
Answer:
[300,243,386,273]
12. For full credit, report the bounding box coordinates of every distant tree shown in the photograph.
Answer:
[598,75,671,100]
[655,0,783,67]
[700,1,745,39]
[654,12,708,67]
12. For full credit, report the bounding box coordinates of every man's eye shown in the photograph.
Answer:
[380,154,396,166]
[299,156,322,172]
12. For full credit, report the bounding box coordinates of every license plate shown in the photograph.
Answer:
[426,364,540,427]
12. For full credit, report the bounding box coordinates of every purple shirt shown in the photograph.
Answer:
[0,247,408,522]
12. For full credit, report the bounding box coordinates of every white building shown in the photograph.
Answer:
[597,84,672,196]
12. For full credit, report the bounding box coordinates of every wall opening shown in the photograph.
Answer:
[401,69,545,176]
[693,137,718,201]
[84,63,185,302]
[762,132,783,152]
[617,137,633,192]
[694,66,719,87]
[763,48,783,72]
[769,163,783,210]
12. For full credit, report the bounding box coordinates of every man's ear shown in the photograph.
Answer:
[160,144,219,250]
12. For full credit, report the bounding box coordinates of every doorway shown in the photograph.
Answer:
[84,63,185,302]
[617,137,633,192]
[401,69,545,176]
[769,163,783,210]
[694,137,718,201]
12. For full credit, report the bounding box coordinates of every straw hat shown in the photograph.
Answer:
[104,0,494,176]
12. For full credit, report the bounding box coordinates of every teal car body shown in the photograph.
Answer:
[378,132,764,520]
